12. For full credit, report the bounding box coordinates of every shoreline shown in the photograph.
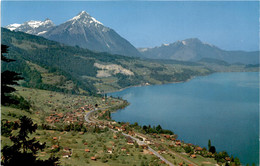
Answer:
[103,75,198,94]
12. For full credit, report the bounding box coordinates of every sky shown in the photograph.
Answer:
[1,1,259,51]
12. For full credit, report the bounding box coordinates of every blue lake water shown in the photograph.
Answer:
[109,72,259,165]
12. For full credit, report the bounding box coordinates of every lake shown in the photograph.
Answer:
[109,72,259,165]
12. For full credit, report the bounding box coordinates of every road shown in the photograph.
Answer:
[84,108,175,166]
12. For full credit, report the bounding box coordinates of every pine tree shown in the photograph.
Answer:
[208,139,211,150]
[1,44,23,105]
[1,116,59,166]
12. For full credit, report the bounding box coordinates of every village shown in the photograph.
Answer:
[44,97,233,166]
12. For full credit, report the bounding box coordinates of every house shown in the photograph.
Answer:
[62,153,71,158]
[85,149,90,152]
[53,137,58,140]
[171,137,176,141]
[127,140,134,145]
[225,157,231,162]
[164,135,170,139]
[115,127,122,131]
[145,139,152,144]
[121,147,126,151]
[113,135,117,139]
[127,139,134,145]
[195,147,203,151]
[175,141,181,146]
[52,145,59,149]
[140,145,148,149]
[63,147,71,152]
[91,157,96,161]
[190,154,196,158]
[107,148,113,154]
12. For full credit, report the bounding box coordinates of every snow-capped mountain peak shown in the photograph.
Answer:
[6,23,21,31]
[69,11,103,25]
[26,20,44,28]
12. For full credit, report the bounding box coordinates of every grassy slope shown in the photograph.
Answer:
[1,87,166,166]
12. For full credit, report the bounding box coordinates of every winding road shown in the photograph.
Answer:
[84,108,175,166]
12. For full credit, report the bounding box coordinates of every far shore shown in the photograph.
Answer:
[100,75,197,94]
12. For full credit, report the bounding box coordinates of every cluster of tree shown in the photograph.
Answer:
[207,140,240,165]
[40,123,87,132]
[115,73,142,88]
[142,124,174,135]
[183,146,194,154]
[1,116,59,166]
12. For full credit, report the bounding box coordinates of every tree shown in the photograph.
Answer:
[208,139,211,150]
[209,146,216,154]
[234,157,240,166]
[155,125,162,133]
[1,44,23,105]
[1,116,59,166]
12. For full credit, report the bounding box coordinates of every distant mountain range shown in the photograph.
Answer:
[6,19,55,36]
[139,38,259,64]
[6,11,258,64]
[6,11,141,57]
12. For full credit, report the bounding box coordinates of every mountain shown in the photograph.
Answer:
[6,11,141,57]
[6,19,55,35]
[139,38,259,64]
[42,11,141,57]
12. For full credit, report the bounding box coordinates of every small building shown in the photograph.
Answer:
[52,145,59,149]
[85,149,90,152]
[190,154,196,158]
[62,153,71,158]
[127,140,134,145]
[91,157,96,161]
[140,145,148,149]
[63,147,71,152]
[175,141,181,146]
[121,147,126,151]
[195,147,203,151]
[107,148,113,154]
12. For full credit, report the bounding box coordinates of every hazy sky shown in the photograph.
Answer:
[1,1,259,51]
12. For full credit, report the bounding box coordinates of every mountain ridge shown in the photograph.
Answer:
[139,38,259,64]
